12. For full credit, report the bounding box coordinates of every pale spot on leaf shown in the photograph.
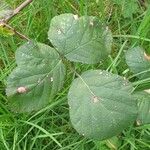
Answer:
[123,77,126,80]
[99,71,103,75]
[93,96,99,103]
[106,26,109,31]
[38,78,41,83]
[144,89,150,94]
[50,77,53,82]
[17,87,27,93]
[90,21,94,26]
[73,15,78,20]
[136,119,141,126]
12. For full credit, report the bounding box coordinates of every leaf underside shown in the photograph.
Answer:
[48,13,112,64]
[68,70,137,140]
[6,41,66,112]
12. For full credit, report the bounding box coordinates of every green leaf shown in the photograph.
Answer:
[0,26,14,37]
[113,0,138,18]
[125,46,150,79]
[134,91,150,126]
[137,5,150,55]
[105,136,122,150]
[68,70,137,140]
[0,0,13,19]
[6,41,66,112]
[48,13,112,64]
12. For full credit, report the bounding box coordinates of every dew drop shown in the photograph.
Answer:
[123,81,128,86]
[57,29,61,35]
[90,21,94,26]
[106,26,109,31]
[50,77,53,82]
[38,78,41,83]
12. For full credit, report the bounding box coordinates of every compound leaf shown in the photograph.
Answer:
[48,13,112,64]
[6,41,66,112]
[68,70,137,140]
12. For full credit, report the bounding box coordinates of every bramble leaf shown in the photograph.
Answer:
[125,46,150,79]
[113,0,138,18]
[48,13,112,64]
[6,41,66,112]
[68,70,137,140]
[134,91,150,126]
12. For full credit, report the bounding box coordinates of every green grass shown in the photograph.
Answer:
[0,0,150,149]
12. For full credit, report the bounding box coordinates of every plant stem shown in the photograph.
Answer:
[4,23,30,41]
[5,0,33,23]
[0,0,33,41]
[113,34,150,42]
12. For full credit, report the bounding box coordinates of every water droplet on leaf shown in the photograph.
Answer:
[57,29,61,35]
[50,77,53,82]
[90,21,94,26]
